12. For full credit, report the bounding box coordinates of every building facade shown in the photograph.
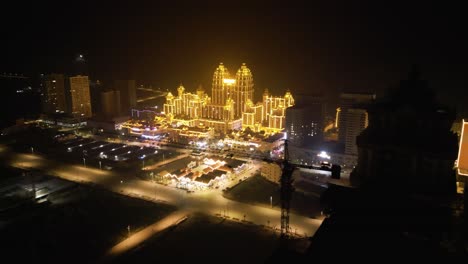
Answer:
[101,90,121,117]
[115,79,136,113]
[344,108,368,155]
[69,75,92,118]
[163,63,293,133]
[41,73,68,114]
[285,94,324,147]
[234,63,254,118]
[337,93,376,148]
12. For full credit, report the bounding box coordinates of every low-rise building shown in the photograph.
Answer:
[261,161,282,183]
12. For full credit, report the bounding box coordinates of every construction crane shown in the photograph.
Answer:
[280,139,295,239]
[268,140,339,239]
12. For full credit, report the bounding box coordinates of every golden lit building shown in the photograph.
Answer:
[164,84,211,119]
[163,62,293,133]
[244,89,294,132]
[69,75,92,118]
[211,63,232,105]
[457,119,468,195]
[234,63,254,118]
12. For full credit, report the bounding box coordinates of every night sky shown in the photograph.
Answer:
[2,1,467,116]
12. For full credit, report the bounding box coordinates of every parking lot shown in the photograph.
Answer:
[55,134,179,170]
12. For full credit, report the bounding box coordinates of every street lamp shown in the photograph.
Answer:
[83,157,86,167]
[270,196,273,208]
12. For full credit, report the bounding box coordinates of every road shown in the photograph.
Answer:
[104,209,189,261]
[3,146,322,238]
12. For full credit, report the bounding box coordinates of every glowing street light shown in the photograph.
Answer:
[270,196,273,208]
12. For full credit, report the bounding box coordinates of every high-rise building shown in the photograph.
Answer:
[89,79,103,115]
[69,75,92,118]
[41,74,68,114]
[344,108,368,155]
[211,63,232,105]
[115,80,136,113]
[234,63,254,118]
[101,90,121,117]
[163,62,293,133]
[285,94,324,147]
[337,93,376,146]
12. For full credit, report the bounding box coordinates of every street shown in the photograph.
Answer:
[3,146,322,238]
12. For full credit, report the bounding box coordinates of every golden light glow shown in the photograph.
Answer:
[223,78,236,85]
[457,119,468,176]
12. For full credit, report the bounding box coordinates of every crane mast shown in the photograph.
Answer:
[280,140,295,239]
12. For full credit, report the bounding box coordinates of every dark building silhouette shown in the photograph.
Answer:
[72,54,89,76]
[40,73,68,114]
[285,94,324,148]
[351,69,458,194]
[115,80,136,114]
[100,90,121,118]
[304,68,463,260]
[89,79,103,115]
[0,74,39,128]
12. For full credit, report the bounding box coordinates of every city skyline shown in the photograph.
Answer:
[1,2,467,261]
[1,2,467,116]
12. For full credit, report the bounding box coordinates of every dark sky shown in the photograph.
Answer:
[2,1,468,115]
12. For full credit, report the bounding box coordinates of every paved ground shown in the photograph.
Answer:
[104,209,190,261]
[2,145,322,239]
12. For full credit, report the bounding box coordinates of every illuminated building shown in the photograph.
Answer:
[259,89,295,131]
[285,94,323,147]
[211,63,231,105]
[69,75,92,118]
[234,63,254,118]
[164,84,211,120]
[344,108,368,155]
[337,93,376,147]
[261,161,282,183]
[115,80,136,113]
[163,62,293,133]
[41,73,68,114]
[457,119,468,198]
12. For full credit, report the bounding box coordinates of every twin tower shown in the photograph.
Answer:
[211,62,254,118]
